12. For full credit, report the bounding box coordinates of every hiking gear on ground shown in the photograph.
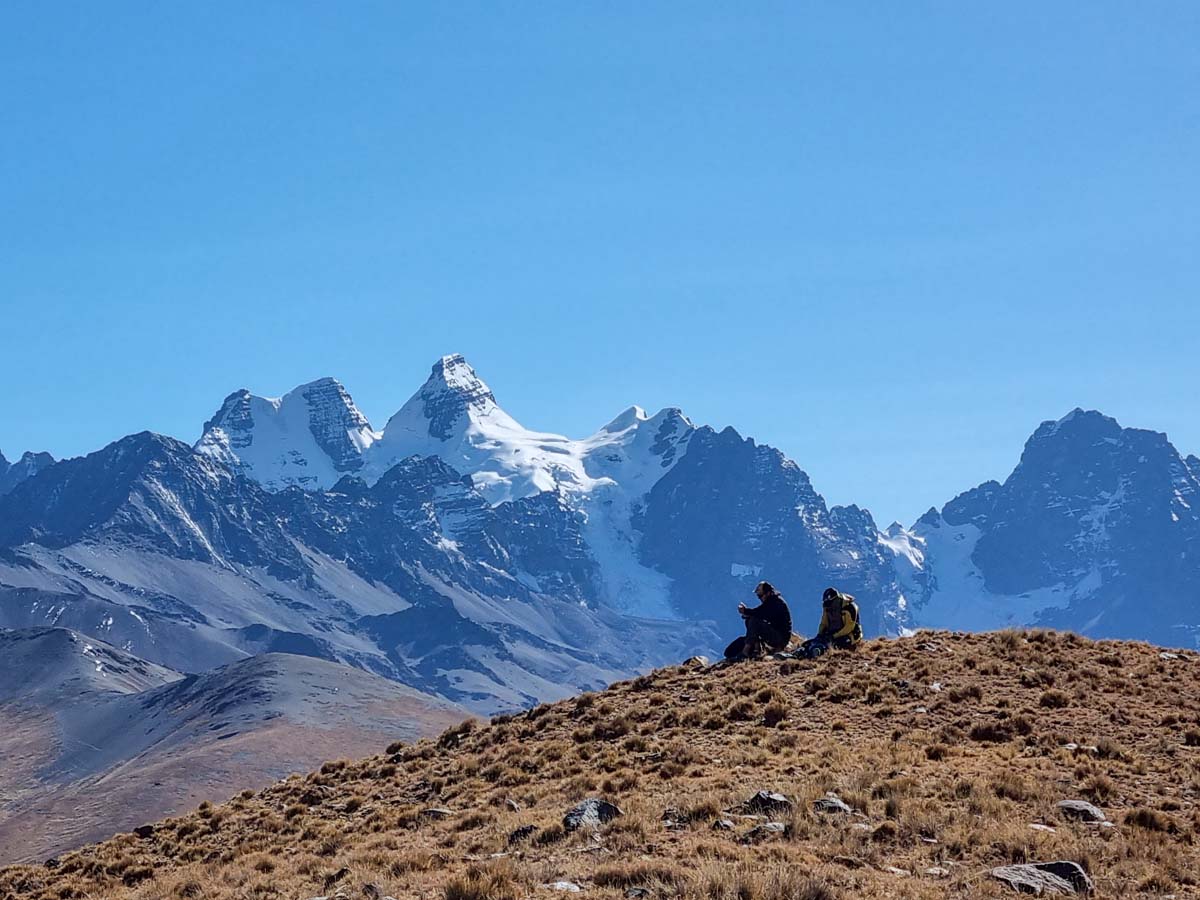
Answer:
[725,611,791,660]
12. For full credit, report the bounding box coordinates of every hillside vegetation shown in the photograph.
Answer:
[3,630,1198,899]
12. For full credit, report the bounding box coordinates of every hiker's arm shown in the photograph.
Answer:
[828,610,857,639]
[816,609,831,637]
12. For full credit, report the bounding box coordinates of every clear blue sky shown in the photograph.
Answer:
[1,3,1196,526]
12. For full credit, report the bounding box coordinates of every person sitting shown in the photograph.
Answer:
[724,581,793,660]
[798,587,863,658]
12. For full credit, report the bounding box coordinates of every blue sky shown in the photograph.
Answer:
[1,3,1196,526]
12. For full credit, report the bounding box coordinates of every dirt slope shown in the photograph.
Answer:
[3,630,1198,899]
[0,649,465,865]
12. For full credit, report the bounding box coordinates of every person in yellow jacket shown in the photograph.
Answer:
[799,587,863,658]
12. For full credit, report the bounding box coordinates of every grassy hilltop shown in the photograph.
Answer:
[3,630,1198,899]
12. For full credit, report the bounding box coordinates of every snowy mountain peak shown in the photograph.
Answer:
[600,406,649,433]
[195,377,378,490]
[391,354,501,441]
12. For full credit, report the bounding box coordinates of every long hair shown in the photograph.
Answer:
[756,581,782,602]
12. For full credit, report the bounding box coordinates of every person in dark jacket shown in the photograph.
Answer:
[724,581,793,660]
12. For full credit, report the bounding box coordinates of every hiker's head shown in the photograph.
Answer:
[822,587,840,605]
[754,581,776,601]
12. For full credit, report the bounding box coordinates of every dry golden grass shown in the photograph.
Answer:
[3,630,1199,899]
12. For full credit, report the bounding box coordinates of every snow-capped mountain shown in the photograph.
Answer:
[0,449,54,496]
[1,354,912,713]
[194,355,891,625]
[895,409,1200,645]
[195,377,377,490]
[0,430,717,711]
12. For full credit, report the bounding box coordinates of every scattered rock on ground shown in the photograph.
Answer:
[1056,800,1107,823]
[1160,652,1179,660]
[991,861,1094,895]
[813,793,852,815]
[624,888,651,899]
[563,798,622,832]
[543,882,582,892]
[739,790,793,815]
[742,821,787,842]
[133,825,154,839]
[711,818,736,831]
[508,825,537,845]
[420,808,453,820]
[1029,823,1057,833]
[505,798,521,812]
[925,867,950,877]
[681,655,710,668]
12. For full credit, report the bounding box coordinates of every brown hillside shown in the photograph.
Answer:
[3,630,1199,899]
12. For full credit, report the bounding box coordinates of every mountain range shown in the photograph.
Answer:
[0,627,462,863]
[2,355,1198,719]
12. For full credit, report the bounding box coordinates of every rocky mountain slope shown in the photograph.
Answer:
[3,630,1197,899]
[896,409,1200,645]
[193,355,909,627]
[0,430,715,712]
[0,355,911,715]
[0,628,463,864]
[3,357,1198,735]
[0,449,54,496]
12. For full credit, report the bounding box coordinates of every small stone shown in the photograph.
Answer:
[833,855,863,868]
[928,681,943,693]
[739,790,792,815]
[625,889,652,899]
[991,861,1094,895]
[543,882,582,893]
[711,818,736,831]
[563,798,622,832]
[914,706,928,714]
[420,807,453,820]
[813,793,852,815]
[742,821,787,842]
[43,858,60,869]
[681,656,710,668]
[884,867,911,877]
[925,867,950,877]
[505,798,522,813]
[1029,823,1057,833]
[133,825,155,839]
[1056,800,1107,824]
[1160,651,1179,660]
[508,824,537,845]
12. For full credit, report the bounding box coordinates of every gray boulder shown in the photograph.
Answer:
[991,861,1094,894]
[813,793,852,815]
[563,797,623,832]
[1055,800,1107,824]
[739,790,792,815]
